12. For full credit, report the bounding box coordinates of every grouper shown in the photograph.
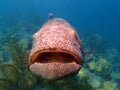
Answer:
[29,18,83,80]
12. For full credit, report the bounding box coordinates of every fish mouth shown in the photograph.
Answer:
[29,50,82,79]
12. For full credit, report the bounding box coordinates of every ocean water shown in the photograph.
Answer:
[0,0,120,90]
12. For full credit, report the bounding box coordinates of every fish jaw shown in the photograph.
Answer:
[30,62,81,80]
[29,18,83,80]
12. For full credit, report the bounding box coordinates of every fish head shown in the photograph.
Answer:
[29,18,83,80]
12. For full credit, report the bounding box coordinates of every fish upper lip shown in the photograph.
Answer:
[30,49,81,65]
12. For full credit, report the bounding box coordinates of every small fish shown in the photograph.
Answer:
[29,18,83,80]
[48,13,53,19]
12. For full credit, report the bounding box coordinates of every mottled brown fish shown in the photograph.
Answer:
[29,18,83,80]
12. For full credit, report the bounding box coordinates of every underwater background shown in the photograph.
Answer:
[0,0,120,90]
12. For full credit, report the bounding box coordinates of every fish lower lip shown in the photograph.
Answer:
[30,62,81,79]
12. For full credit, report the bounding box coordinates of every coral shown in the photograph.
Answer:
[78,68,102,89]
[0,78,14,90]
[87,57,111,80]
[89,78,101,89]
[17,69,37,90]
[0,37,37,90]
[98,81,117,90]
[87,61,96,71]
[76,68,95,90]
[0,63,19,84]
[0,63,19,90]
[77,68,89,80]
[96,58,110,74]
[4,37,25,69]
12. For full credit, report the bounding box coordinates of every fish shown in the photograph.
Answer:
[48,13,54,19]
[29,18,83,80]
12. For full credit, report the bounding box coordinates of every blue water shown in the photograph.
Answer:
[0,0,120,90]
[0,0,120,48]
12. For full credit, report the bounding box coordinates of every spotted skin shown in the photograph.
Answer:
[29,18,83,79]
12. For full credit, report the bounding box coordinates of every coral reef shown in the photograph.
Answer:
[87,57,111,80]
[98,81,117,90]
[89,78,101,89]
[87,61,96,71]
[0,36,37,90]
